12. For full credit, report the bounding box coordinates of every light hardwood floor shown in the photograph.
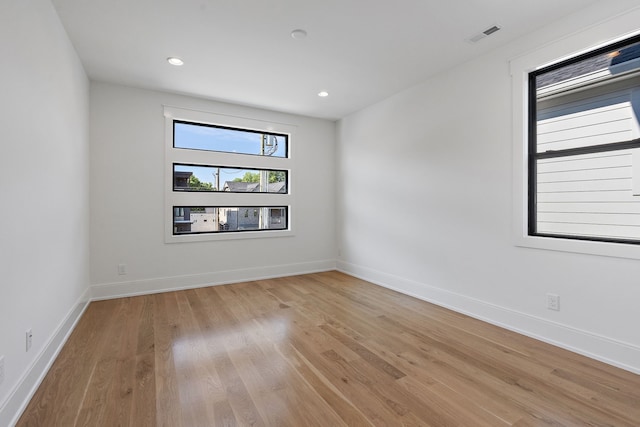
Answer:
[17,271,640,426]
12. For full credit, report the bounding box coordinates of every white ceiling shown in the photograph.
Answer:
[52,0,600,120]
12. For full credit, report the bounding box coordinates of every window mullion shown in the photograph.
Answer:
[537,138,640,160]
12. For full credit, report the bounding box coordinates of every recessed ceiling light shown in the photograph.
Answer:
[167,57,184,66]
[318,91,329,97]
[291,29,307,39]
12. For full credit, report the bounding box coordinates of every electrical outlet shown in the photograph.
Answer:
[117,263,127,275]
[0,355,5,385]
[546,293,560,311]
[26,329,33,352]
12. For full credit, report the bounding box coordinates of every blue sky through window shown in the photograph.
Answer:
[174,122,287,157]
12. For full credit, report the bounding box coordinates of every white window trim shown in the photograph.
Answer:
[164,105,296,243]
[510,14,640,260]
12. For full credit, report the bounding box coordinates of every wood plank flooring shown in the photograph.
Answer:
[17,271,640,426]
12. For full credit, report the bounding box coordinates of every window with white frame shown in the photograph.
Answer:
[528,34,640,244]
[164,107,293,242]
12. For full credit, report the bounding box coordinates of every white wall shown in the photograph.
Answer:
[90,82,336,297]
[337,0,640,373]
[0,0,90,424]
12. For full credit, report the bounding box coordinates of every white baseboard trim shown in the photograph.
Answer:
[5,259,636,426]
[337,260,640,375]
[91,259,337,300]
[0,287,91,427]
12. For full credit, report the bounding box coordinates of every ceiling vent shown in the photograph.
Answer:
[468,25,501,43]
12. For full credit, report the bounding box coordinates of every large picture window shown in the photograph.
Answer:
[529,34,640,244]
[164,107,293,242]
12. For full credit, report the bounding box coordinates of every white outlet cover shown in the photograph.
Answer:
[118,264,127,275]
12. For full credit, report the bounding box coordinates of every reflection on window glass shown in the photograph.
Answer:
[534,40,640,153]
[173,206,288,234]
[174,121,287,158]
[173,164,287,193]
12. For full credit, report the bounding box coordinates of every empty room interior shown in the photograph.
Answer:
[2,0,640,425]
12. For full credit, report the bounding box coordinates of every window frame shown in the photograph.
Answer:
[173,119,289,158]
[510,19,640,260]
[527,34,640,245]
[172,163,289,193]
[172,205,289,235]
[164,106,295,243]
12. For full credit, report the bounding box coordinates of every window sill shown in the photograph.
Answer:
[514,233,640,260]
[165,228,294,244]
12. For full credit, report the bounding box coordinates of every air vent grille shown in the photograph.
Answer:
[483,25,500,36]
[468,25,501,43]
